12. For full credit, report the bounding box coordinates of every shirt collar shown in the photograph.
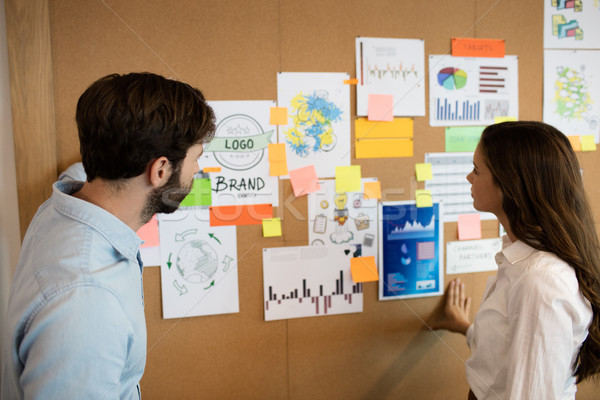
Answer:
[500,235,535,264]
[52,181,143,262]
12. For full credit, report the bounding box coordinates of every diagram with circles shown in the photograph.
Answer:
[158,209,238,319]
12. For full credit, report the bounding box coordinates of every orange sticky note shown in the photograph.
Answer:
[367,94,394,121]
[350,256,379,283]
[209,204,273,227]
[344,78,359,85]
[203,167,221,173]
[451,37,505,58]
[268,143,288,176]
[568,135,582,152]
[363,181,381,199]
[137,215,159,248]
[289,165,321,197]
[458,213,482,240]
[270,107,288,125]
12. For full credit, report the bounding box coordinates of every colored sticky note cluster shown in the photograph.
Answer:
[335,165,362,193]
[415,163,433,182]
[350,256,379,283]
[367,94,394,121]
[289,165,321,197]
[268,143,288,176]
[363,181,381,199]
[415,189,432,208]
[262,217,282,237]
[458,213,482,240]
[180,178,212,207]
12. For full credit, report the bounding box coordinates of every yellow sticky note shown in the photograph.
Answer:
[363,181,381,199]
[335,165,362,193]
[355,138,413,158]
[350,256,379,283]
[268,143,288,176]
[494,116,517,123]
[568,135,582,152]
[415,190,432,208]
[367,94,394,122]
[415,163,433,181]
[262,217,282,237]
[581,135,597,152]
[355,117,413,139]
[270,107,288,125]
[458,213,482,240]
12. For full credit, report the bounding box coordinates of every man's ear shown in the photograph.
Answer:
[148,156,172,188]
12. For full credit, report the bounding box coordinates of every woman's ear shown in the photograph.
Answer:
[148,156,172,188]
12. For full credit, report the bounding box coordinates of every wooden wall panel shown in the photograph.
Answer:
[5,0,598,398]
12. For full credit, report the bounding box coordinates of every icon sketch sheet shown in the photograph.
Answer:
[158,209,238,319]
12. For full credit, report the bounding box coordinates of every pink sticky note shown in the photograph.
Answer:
[367,94,394,121]
[457,213,482,240]
[137,215,159,248]
[288,165,321,197]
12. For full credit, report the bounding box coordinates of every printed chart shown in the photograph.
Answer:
[262,245,362,321]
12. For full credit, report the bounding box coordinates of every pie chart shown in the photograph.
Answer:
[437,67,467,90]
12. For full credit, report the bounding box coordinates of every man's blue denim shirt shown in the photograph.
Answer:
[2,181,146,399]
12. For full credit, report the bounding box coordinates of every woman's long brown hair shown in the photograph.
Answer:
[479,121,600,382]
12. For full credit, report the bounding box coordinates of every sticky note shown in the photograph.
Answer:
[494,116,517,124]
[581,135,597,151]
[350,256,379,283]
[203,167,221,173]
[445,126,485,152]
[209,204,273,226]
[355,117,413,139]
[367,94,394,121]
[568,135,582,152]
[355,138,413,158]
[458,213,482,240]
[268,143,288,176]
[270,107,288,125]
[415,163,433,181]
[335,165,362,193]
[415,189,433,208]
[137,215,159,248]
[179,178,212,206]
[262,217,282,237]
[363,181,381,199]
[289,165,321,197]
[452,37,506,58]
[344,78,359,85]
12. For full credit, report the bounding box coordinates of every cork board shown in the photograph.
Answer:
[8,0,599,398]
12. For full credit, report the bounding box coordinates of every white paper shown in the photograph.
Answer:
[428,55,519,127]
[424,152,496,222]
[543,49,600,142]
[355,37,425,116]
[140,246,160,267]
[446,238,502,274]
[262,245,363,321]
[158,209,238,319]
[277,72,351,178]
[199,101,279,206]
[544,0,600,49]
[307,178,378,263]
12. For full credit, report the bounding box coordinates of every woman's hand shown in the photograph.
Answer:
[429,278,472,335]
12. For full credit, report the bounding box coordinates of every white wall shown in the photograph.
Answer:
[0,0,22,374]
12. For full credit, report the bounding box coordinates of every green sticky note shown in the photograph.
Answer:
[445,126,485,152]
[335,165,362,193]
[415,163,433,181]
[180,178,212,207]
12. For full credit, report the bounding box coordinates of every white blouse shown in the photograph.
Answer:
[465,236,592,400]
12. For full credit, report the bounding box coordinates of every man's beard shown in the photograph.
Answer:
[139,165,193,225]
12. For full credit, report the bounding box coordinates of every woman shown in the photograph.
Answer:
[432,121,600,399]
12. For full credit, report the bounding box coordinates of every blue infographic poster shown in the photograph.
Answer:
[379,201,443,300]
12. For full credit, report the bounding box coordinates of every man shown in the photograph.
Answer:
[1,72,215,399]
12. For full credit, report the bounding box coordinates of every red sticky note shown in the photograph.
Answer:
[289,165,321,197]
[367,94,394,121]
[458,213,482,240]
[452,37,505,58]
[137,215,159,248]
[209,204,273,227]
[350,256,379,283]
